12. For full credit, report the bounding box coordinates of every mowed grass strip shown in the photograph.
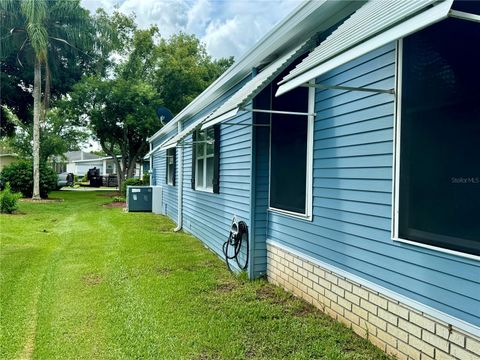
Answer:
[0,191,392,359]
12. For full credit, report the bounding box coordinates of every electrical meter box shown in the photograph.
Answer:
[127,186,152,212]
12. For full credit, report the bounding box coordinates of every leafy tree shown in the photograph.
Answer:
[154,33,234,114]
[2,106,88,162]
[0,0,114,198]
[61,14,233,190]
[65,76,161,190]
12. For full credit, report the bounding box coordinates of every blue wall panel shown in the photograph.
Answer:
[152,76,256,274]
[152,130,178,222]
[263,43,480,326]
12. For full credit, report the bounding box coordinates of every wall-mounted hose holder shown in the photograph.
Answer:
[222,216,249,272]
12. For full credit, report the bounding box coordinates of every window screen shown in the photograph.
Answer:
[270,85,309,214]
[399,18,480,256]
[166,148,175,185]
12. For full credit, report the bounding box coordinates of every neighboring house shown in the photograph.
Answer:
[72,156,142,178]
[52,151,101,174]
[52,151,142,178]
[147,1,479,359]
[0,153,18,172]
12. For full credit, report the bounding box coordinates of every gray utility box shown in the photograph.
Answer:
[151,186,163,214]
[127,186,152,212]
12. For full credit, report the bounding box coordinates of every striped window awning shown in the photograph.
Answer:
[276,0,456,96]
[200,39,313,130]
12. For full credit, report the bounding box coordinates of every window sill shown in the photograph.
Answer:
[268,207,312,222]
[392,237,480,261]
[194,187,214,194]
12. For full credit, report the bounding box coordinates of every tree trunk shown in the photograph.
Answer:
[42,60,51,123]
[32,58,42,200]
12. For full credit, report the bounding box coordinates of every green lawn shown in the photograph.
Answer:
[0,191,391,359]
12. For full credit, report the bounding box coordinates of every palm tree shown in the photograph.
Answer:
[1,0,95,199]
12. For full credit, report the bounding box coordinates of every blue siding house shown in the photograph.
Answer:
[147,1,480,359]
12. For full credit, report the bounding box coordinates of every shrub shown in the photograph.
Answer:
[112,196,126,202]
[142,172,150,185]
[0,183,21,214]
[0,160,58,198]
[121,178,144,195]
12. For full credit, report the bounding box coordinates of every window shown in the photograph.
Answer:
[192,126,220,193]
[269,84,314,217]
[166,148,175,186]
[395,18,480,257]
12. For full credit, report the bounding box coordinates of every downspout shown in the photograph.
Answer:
[149,142,153,186]
[174,121,183,232]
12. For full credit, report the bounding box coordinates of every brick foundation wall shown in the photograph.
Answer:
[266,242,480,360]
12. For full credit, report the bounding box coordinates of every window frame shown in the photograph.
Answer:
[166,148,175,186]
[194,128,215,193]
[392,39,480,261]
[267,82,314,221]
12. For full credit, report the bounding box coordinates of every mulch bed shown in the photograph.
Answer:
[96,192,121,197]
[102,201,126,208]
[19,198,64,203]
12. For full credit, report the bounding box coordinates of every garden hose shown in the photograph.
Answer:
[222,217,249,272]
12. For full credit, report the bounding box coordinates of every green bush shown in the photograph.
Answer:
[0,183,21,214]
[121,178,144,195]
[0,160,58,198]
[142,172,150,185]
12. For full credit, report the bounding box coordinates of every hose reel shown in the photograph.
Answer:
[222,216,249,272]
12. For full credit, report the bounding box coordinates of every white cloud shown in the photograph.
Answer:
[80,0,300,59]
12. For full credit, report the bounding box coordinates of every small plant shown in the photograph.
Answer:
[121,178,144,196]
[142,172,150,185]
[0,183,21,214]
[112,196,126,202]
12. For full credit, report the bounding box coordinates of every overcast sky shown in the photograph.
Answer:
[80,0,301,59]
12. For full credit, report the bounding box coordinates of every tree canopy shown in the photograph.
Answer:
[1,2,234,190]
[62,15,233,186]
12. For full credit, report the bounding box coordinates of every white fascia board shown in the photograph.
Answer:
[201,108,240,130]
[148,0,360,143]
[276,0,454,97]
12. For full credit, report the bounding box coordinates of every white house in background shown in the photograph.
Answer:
[72,156,143,178]
[52,150,101,174]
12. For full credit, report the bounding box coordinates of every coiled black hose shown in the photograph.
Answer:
[222,219,249,272]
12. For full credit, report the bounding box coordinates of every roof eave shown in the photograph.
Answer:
[148,0,361,143]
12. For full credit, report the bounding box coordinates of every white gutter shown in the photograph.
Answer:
[174,120,183,232]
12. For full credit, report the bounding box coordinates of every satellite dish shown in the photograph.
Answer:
[156,107,174,126]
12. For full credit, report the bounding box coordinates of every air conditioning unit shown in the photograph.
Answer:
[151,186,163,214]
[127,186,152,212]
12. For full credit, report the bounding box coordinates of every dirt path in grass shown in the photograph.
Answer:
[17,286,41,360]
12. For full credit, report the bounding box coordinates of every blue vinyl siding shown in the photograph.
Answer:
[152,76,256,274]
[152,132,178,222]
[264,43,480,327]
[182,104,253,271]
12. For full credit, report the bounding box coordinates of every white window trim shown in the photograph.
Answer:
[268,82,314,221]
[391,39,479,262]
[195,129,214,193]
